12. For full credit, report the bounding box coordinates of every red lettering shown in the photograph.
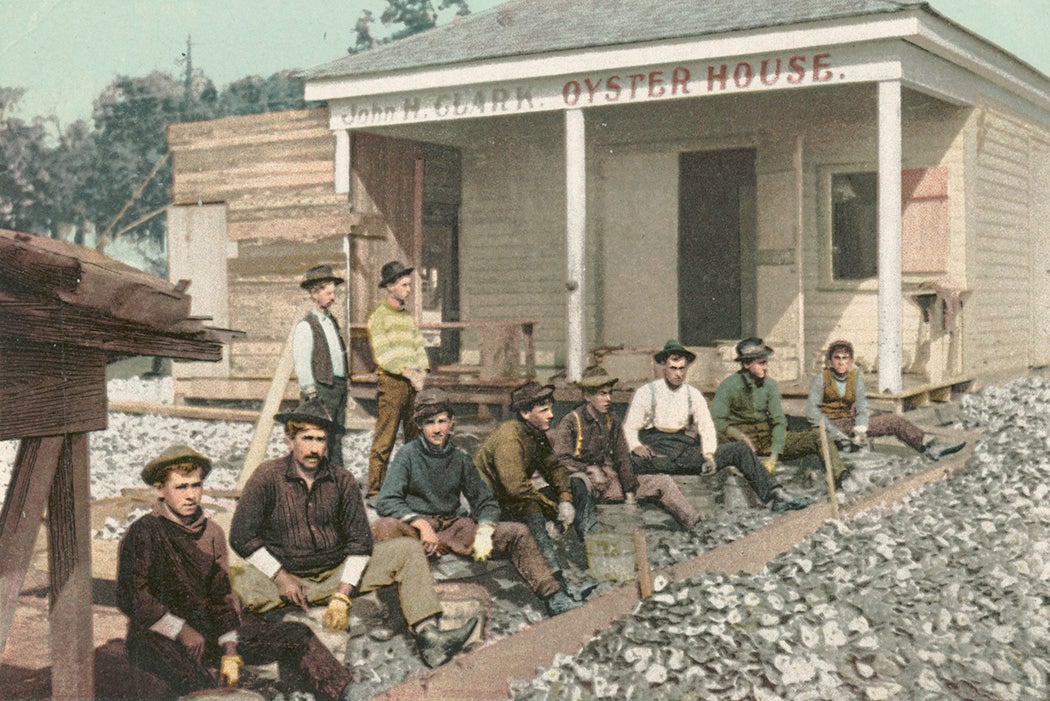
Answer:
[760,58,781,85]
[707,64,728,91]
[813,53,832,81]
[563,80,581,105]
[733,62,753,88]
[583,77,602,103]
[606,75,622,101]
[648,71,665,97]
[671,66,690,95]
[788,55,806,84]
[628,73,646,97]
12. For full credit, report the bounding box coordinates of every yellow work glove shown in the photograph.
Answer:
[762,456,778,475]
[323,592,353,632]
[220,654,243,688]
[472,523,495,562]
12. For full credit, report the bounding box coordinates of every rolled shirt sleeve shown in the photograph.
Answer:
[292,320,316,392]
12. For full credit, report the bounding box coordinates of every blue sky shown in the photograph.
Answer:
[2,0,1047,127]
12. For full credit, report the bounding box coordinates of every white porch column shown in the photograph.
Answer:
[877,80,903,393]
[334,129,351,195]
[565,109,586,382]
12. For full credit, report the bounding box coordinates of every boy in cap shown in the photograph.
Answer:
[373,388,580,615]
[474,381,600,595]
[294,264,349,467]
[229,398,478,669]
[805,339,965,459]
[712,337,847,483]
[117,445,355,700]
[551,366,704,528]
[625,340,810,513]
[366,260,430,498]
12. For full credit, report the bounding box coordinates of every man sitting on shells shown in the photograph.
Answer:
[117,445,355,700]
[474,381,600,598]
[550,366,705,529]
[712,337,848,484]
[624,340,810,513]
[805,339,966,460]
[372,388,582,616]
[229,398,478,669]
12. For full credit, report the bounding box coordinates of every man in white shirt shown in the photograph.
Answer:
[623,340,810,513]
[293,264,348,467]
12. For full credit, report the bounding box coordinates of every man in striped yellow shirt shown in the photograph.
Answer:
[367,260,430,498]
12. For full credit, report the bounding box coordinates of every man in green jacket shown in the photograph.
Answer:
[712,337,847,482]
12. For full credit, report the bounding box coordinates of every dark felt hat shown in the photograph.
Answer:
[141,445,212,486]
[576,365,619,390]
[734,337,774,362]
[653,339,697,365]
[274,397,339,434]
[300,264,345,290]
[826,338,855,362]
[379,260,414,288]
[509,381,556,412]
[413,387,453,423]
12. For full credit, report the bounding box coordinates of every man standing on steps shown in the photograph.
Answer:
[367,260,430,498]
[293,264,348,467]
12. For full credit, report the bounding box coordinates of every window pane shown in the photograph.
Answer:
[831,172,877,280]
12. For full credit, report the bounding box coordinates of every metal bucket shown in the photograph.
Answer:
[585,532,637,582]
[722,472,762,510]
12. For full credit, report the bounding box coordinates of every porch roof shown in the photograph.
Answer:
[303,0,921,81]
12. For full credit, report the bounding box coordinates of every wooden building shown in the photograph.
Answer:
[169,0,1050,410]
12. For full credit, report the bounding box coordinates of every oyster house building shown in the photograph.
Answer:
[168,0,1050,407]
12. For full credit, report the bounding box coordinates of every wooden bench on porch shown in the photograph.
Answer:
[348,319,536,419]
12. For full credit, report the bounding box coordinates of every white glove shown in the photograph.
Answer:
[545,520,561,541]
[557,501,575,531]
[853,426,869,451]
[472,523,495,562]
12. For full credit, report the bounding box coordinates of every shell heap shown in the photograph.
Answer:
[513,376,1050,701]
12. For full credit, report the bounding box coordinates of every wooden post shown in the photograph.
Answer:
[237,325,296,490]
[818,418,840,519]
[877,80,903,393]
[0,436,63,659]
[633,527,653,599]
[48,434,93,700]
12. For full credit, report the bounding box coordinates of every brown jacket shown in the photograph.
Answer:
[549,404,640,494]
[474,418,572,518]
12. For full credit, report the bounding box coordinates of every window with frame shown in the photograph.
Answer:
[830,172,878,280]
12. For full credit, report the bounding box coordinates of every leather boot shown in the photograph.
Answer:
[769,487,812,513]
[554,571,598,603]
[414,616,480,668]
[923,438,966,461]
[544,589,579,616]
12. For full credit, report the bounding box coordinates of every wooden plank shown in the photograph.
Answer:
[0,436,63,659]
[108,400,258,423]
[0,293,224,361]
[48,434,94,700]
[237,326,296,491]
[0,342,107,440]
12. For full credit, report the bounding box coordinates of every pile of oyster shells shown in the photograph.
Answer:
[511,377,1050,700]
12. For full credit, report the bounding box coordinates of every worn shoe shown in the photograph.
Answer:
[924,438,966,461]
[544,589,579,616]
[415,616,480,668]
[769,488,812,513]
[555,571,599,602]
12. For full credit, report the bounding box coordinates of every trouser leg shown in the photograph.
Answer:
[569,475,601,538]
[504,509,563,573]
[633,474,701,527]
[368,373,414,496]
[868,413,925,452]
[358,537,442,627]
[781,429,846,479]
[126,631,214,696]
[230,562,344,613]
[313,380,347,468]
[714,441,780,503]
[630,430,704,475]
[491,522,561,598]
[238,612,353,701]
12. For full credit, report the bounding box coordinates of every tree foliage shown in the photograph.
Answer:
[351,0,470,52]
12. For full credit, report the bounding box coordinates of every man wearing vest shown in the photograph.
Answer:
[293,264,349,468]
[624,340,811,513]
[551,366,704,529]
[805,339,966,459]
[367,260,430,498]
[712,337,848,483]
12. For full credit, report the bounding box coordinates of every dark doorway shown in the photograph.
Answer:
[678,148,756,345]
[422,143,462,364]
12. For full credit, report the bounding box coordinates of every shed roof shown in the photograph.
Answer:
[304,0,925,80]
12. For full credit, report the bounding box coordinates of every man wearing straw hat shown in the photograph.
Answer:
[624,340,810,513]
[373,388,580,615]
[294,263,349,467]
[366,260,430,498]
[229,398,478,669]
[117,445,355,699]
[712,337,848,483]
[551,366,704,529]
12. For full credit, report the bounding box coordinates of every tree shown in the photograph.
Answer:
[351,0,470,52]
[215,70,316,117]
[0,88,58,234]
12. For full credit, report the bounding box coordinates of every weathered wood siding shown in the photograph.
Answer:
[964,104,1050,378]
